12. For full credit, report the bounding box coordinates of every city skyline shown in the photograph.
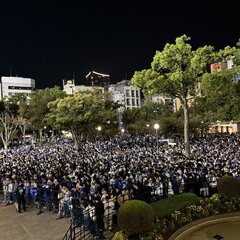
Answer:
[0,0,239,89]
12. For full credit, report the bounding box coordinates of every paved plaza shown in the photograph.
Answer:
[0,203,69,240]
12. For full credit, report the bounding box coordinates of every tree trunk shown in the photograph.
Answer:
[39,129,43,143]
[182,99,190,158]
[0,132,9,150]
[22,125,26,145]
[72,131,81,151]
[3,141,8,150]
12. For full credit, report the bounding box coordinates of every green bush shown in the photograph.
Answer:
[112,231,127,240]
[118,200,154,237]
[150,193,199,218]
[217,175,240,199]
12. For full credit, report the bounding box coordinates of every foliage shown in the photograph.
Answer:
[132,35,214,157]
[47,90,118,149]
[151,194,240,239]
[8,94,31,143]
[120,193,240,239]
[122,102,172,134]
[118,200,154,237]
[28,86,65,132]
[0,100,20,149]
[150,193,199,218]
[112,231,127,240]
[217,175,240,199]
[197,66,240,122]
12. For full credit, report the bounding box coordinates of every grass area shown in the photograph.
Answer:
[150,193,199,218]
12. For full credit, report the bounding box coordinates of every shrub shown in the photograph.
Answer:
[150,193,199,218]
[118,200,154,237]
[217,175,240,199]
[112,231,127,240]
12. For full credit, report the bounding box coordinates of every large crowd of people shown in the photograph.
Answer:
[0,133,239,237]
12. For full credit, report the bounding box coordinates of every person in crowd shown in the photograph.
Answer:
[15,183,26,213]
[0,133,240,234]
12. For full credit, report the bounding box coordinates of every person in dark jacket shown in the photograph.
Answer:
[94,196,105,239]
[16,183,26,213]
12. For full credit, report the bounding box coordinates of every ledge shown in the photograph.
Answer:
[168,211,240,240]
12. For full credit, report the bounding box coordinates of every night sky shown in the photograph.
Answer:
[0,0,239,89]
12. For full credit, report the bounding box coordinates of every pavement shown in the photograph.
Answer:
[0,202,70,240]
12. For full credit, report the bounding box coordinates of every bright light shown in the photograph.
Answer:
[154,123,160,130]
[96,126,102,131]
[121,128,125,133]
[146,124,150,128]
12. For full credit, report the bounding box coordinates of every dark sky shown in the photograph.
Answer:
[0,0,239,89]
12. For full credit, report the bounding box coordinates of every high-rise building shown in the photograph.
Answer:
[0,76,35,99]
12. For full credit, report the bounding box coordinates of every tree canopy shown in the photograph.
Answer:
[132,35,214,157]
[47,90,119,149]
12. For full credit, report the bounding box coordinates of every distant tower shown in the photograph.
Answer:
[85,71,110,88]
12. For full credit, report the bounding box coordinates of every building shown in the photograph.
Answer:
[150,94,176,112]
[108,80,141,109]
[85,71,110,88]
[63,79,104,95]
[209,122,240,133]
[0,76,35,99]
[210,61,228,73]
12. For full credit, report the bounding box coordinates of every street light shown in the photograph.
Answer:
[121,128,125,134]
[154,123,160,157]
[96,126,102,132]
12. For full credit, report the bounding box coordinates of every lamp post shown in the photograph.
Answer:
[154,123,160,157]
[96,126,102,138]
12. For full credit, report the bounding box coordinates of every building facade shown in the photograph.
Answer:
[63,79,104,95]
[108,80,141,109]
[0,76,35,99]
[85,71,110,88]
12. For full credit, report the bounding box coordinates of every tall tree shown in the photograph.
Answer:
[198,43,240,122]
[8,94,30,144]
[28,86,66,140]
[132,35,214,157]
[0,100,19,149]
[47,90,118,150]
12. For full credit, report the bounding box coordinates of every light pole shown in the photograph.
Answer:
[154,123,160,157]
[96,126,102,138]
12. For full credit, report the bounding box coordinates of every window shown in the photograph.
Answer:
[126,90,130,97]
[132,99,135,106]
[8,86,34,90]
[126,98,130,106]
[131,90,135,97]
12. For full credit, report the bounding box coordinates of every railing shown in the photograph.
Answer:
[62,183,219,240]
[0,181,218,240]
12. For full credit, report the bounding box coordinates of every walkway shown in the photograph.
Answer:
[0,203,69,240]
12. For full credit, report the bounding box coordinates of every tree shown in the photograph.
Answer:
[196,70,240,122]
[47,90,118,150]
[0,100,19,149]
[28,86,66,141]
[198,44,240,123]
[121,102,172,134]
[132,35,214,157]
[8,94,31,144]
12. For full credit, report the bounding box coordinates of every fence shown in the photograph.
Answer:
[0,180,218,240]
